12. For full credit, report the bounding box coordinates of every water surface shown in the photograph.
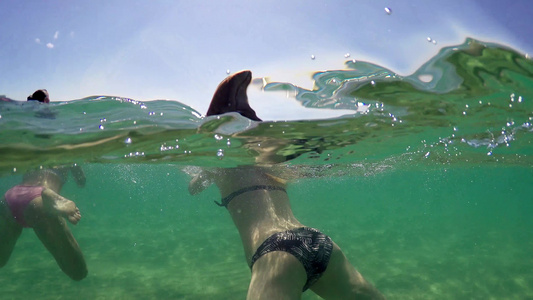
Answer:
[0,39,532,299]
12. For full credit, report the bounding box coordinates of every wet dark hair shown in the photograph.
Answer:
[27,89,50,103]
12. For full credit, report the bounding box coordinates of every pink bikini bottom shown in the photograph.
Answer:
[4,185,44,227]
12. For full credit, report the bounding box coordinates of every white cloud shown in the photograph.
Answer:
[54,31,59,40]
[35,38,41,44]
[46,43,54,49]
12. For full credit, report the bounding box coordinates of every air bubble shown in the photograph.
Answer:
[344,53,350,58]
[226,69,230,74]
[311,55,316,60]
[384,7,392,15]
[214,134,224,141]
[217,149,224,159]
[418,74,433,82]
[99,125,104,130]
[125,137,132,144]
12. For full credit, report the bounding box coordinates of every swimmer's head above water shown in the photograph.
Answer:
[203,70,297,164]
[206,70,261,121]
[27,89,50,103]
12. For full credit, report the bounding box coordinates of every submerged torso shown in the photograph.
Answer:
[212,167,303,264]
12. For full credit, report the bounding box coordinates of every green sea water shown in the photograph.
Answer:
[1,39,532,299]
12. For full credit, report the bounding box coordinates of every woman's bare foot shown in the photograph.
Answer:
[41,188,82,225]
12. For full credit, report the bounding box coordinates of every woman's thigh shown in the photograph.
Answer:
[248,251,307,300]
[311,243,385,300]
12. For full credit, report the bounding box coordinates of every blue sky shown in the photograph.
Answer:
[0,0,531,120]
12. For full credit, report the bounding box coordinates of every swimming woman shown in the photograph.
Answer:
[188,71,385,299]
[0,165,88,281]
[0,89,50,103]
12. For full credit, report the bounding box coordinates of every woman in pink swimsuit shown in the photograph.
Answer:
[0,165,88,281]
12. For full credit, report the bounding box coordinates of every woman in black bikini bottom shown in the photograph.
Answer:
[187,70,385,299]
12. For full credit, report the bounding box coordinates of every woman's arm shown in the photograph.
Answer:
[188,171,214,195]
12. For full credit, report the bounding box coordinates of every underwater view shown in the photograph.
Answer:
[0,38,532,299]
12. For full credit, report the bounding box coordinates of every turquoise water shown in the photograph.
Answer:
[1,39,532,299]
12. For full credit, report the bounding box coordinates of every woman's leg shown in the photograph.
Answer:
[24,189,87,281]
[310,242,385,300]
[0,199,22,268]
[248,251,307,300]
